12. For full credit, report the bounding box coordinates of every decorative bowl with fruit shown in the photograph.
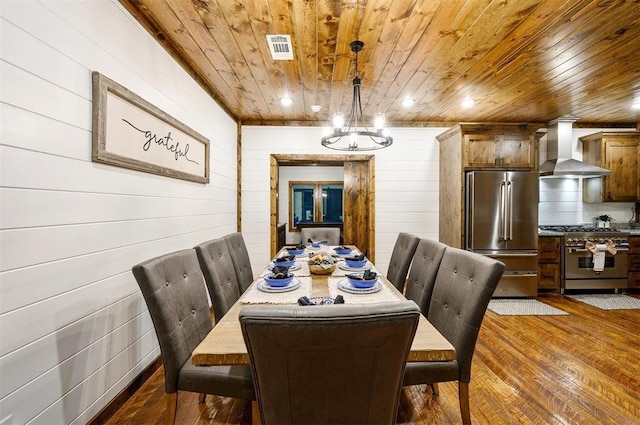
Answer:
[308,254,337,275]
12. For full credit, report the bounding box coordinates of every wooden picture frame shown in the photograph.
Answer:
[91,71,210,184]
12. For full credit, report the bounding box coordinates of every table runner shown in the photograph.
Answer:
[328,277,401,304]
[240,276,312,304]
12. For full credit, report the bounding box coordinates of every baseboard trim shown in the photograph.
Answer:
[88,355,163,425]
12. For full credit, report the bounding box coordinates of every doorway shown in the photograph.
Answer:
[270,154,375,261]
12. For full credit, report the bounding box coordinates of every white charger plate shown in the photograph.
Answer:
[338,262,372,271]
[257,278,302,293]
[336,279,382,294]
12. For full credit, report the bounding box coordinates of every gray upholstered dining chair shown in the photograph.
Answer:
[404,238,448,316]
[194,238,241,323]
[240,301,421,425]
[386,232,420,293]
[300,226,341,245]
[403,247,505,425]
[132,249,255,425]
[223,232,254,293]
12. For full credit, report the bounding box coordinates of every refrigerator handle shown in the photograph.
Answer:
[499,181,506,241]
[506,180,513,241]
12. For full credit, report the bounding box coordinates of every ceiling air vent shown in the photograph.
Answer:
[266,35,293,60]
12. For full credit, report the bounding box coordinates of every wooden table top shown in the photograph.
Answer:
[192,250,456,366]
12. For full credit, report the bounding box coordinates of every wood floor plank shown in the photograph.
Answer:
[98,293,640,424]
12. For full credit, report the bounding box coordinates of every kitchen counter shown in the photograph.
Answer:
[538,226,640,236]
[614,224,640,235]
[539,230,564,237]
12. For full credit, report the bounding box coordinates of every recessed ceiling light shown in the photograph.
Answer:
[632,101,640,110]
[280,96,293,106]
[311,104,321,112]
[461,98,475,108]
[401,97,415,108]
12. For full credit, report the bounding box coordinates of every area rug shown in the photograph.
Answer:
[566,294,640,310]
[487,298,569,316]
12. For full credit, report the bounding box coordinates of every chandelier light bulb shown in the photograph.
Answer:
[333,113,345,128]
[374,113,386,130]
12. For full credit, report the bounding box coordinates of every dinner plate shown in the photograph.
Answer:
[257,278,302,293]
[269,262,302,271]
[338,262,372,271]
[337,279,382,294]
[307,296,335,305]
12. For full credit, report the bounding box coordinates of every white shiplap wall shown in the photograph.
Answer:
[241,126,445,276]
[0,1,237,424]
[538,128,636,225]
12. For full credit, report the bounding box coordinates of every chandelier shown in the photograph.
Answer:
[321,40,392,151]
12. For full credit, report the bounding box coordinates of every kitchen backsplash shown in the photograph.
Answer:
[538,178,636,226]
[538,127,637,227]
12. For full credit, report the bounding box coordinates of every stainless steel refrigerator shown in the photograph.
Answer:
[465,170,539,297]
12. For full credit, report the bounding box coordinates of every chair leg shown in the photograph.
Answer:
[198,393,206,403]
[459,381,471,425]
[252,400,262,425]
[165,392,178,425]
[431,382,440,395]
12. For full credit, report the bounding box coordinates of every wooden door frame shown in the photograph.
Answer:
[270,154,375,260]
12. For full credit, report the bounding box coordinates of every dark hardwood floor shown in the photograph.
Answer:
[101,294,640,424]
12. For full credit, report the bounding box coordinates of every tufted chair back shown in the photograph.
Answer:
[403,246,504,425]
[194,238,241,323]
[240,301,420,425]
[404,238,447,316]
[427,247,505,382]
[133,249,255,424]
[300,227,341,245]
[132,249,213,394]
[386,232,420,292]
[223,232,254,293]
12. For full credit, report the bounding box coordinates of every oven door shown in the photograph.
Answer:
[564,247,628,279]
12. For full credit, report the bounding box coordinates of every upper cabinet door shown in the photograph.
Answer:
[603,138,640,201]
[463,130,537,169]
[582,132,640,202]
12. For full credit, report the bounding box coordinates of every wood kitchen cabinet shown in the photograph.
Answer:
[629,235,640,289]
[538,236,561,291]
[581,132,640,202]
[463,127,538,169]
[437,123,540,248]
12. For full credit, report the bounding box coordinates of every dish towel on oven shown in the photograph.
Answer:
[593,244,607,272]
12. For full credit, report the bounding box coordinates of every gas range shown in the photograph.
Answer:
[539,225,630,292]
[539,225,629,247]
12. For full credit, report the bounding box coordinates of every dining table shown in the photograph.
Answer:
[192,245,455,366]
[192,245,456,424]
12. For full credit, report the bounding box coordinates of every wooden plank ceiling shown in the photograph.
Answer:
[120,0,640,126]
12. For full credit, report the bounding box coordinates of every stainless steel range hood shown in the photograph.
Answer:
[539,117,612,178]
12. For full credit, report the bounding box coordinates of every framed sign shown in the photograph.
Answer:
[91,71,210,183]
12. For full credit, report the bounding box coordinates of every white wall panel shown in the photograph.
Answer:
[0,293,150,398]
[0,231,214,314]
[241,126,446,275]
[0,1,238,423]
